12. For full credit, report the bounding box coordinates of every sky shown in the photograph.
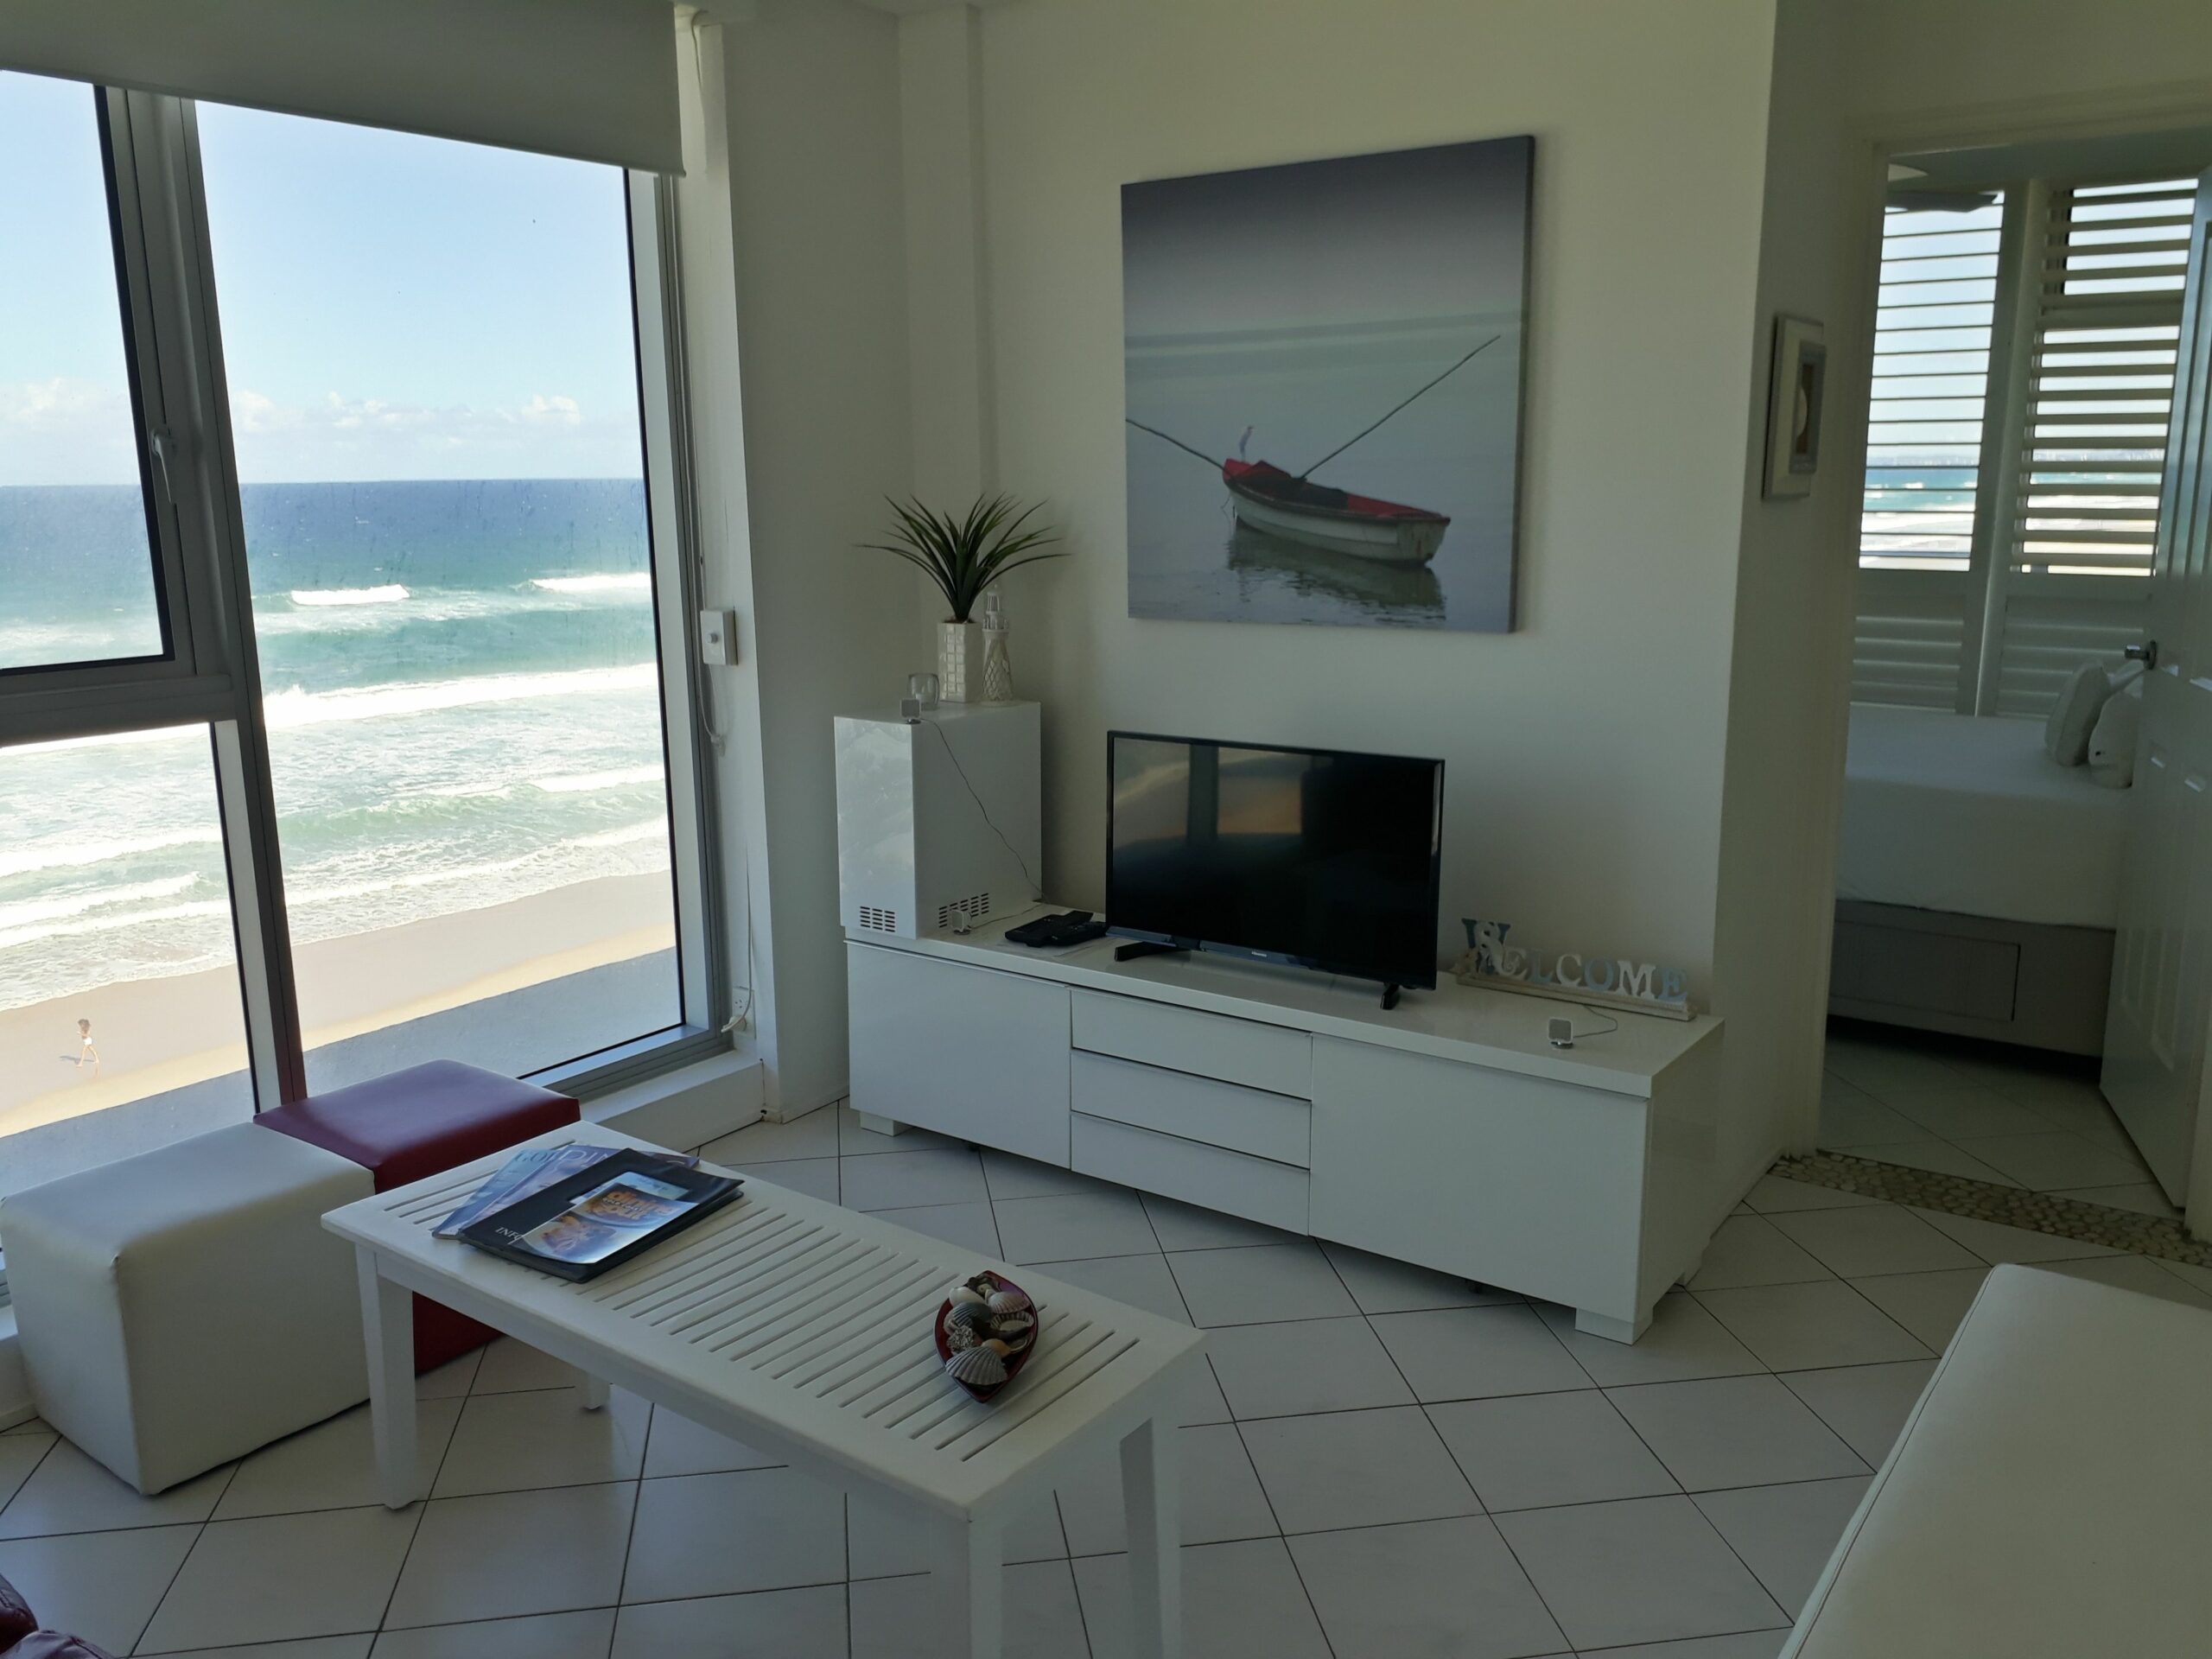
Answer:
[0,70,644,486]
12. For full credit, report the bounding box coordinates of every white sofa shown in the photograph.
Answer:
[0,1123,374,1495]
[1783,1262,2212,1656]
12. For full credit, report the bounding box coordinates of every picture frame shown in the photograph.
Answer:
[1763,314,1827,499]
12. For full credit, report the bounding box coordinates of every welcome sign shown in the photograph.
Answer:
[1454,919,1692,1020]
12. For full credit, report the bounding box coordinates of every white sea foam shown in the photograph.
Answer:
[575,819,669,849]
[0,896,232,955]
[0,875,198,933]
[261,663,657,730]
[532,766,664,795]
[531,573,650,594]
[0,829,223,882]
[290,584,409,607]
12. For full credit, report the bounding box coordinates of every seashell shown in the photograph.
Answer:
[946,1300,996,1335]
[945,1345,1008,1387]
[982,1338,1013,1357]
[949,1284,988,1306]
[991,1309,1036,1340]
[988,1287,1032,1315]
[944,1319,982,1352]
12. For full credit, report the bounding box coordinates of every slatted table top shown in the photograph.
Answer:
[324,1126,1205,1514]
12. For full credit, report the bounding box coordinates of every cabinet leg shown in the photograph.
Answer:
[855,1110,907,1138]
[1573,1306,1651,1344]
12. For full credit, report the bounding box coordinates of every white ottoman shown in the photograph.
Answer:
[0,1122,375,1494]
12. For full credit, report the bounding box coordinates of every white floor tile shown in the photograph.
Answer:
[1172,1359,1235,1428]
[1370,1305,1592,1402]
[1877,1085,2058,1141]
[1775,1359,1937,1466]
[1165,1243,1357,1326]
[1686,1216,1834,1290]
[1845,1139,2018,1185]
[373,1608,616,1659]
[1824,1042,1962,1093]
[1605,1376,1866,1493]
[1693,1476,1872,1617]
[1202,1317,1414,1419]
[0,1437,231,1540]
[621,1469,845,1604]
[1767,1206,1982,1279]
[156,1639,372,1659]
[702,1105,840,1165]
[641,1408,783,1480]
[1816,1083,1923,1147]
[747,1157,841,1205]
[838,1104,960,1155]
[1848,1267,1992,1349]
[1535,1293,1764,1388]
[612,1586,845,1659]
[1055,1423,1275,1555]
[433,1386,649,1497]
[0,1523,199,1655]
[981,1150,1115,1201]
[2039,1253,2212,1309]
[140,1505,418,1653]
[851,1558,1090,1659]
[993,1191,1160,1263]
[1319,1242,1517,1313]
[1237,1406,1479,1534]
[2158,1257,2212,1297]
[838,1147,988,1211]
[1571,1634,1786,1659]
[1426,1390,1676,1512]
[0,1432,54,1514]
[1493,1495,1788,1652]
[861,1199,1001,1258]
[470,1337,575,1395]
[1740,1175,1879,1215]
[1289,1515,1567,1659]
[385,1482,637,1629]
[1138,1194,1299,1252]
[1948,1131,2147,1192]
[847,1486,1065,1578]
[216,1399,463,1522]
[1906,1205,2120,1264]
[1027,1253,1191,1324]
[1074,1538,1331,1659]
[413,1352,481,1400]
[2052,1181,2182,1218]
[1692,1281,1930,1371]
[0,1418,51,1436]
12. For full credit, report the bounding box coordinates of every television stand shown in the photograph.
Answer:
[1380,982,1402,1012]
[1113,940,1187,964]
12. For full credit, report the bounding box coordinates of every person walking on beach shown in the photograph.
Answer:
[73,1017,99,1078]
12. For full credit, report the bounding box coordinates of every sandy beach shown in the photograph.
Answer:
[0,871,675,1141]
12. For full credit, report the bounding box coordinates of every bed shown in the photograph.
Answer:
[1829,705,2129,1054]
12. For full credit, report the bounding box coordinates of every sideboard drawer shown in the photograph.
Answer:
[1071,1050,1310,1166]
[1071,1112,1309,1235]
[1071,988,1311,1096]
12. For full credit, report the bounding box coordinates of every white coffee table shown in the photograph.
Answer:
[324,1126,1205,1657]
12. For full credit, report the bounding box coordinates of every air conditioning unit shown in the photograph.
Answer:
[834,700,1040,941]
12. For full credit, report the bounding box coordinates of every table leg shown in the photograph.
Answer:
[575,1368,611,1411]
[354,1246,419,1510]
[937,1514,1003,1659]
[1122,1414,1181,1659]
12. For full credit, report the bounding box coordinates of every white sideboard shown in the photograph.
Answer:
[846,908,1729,1342]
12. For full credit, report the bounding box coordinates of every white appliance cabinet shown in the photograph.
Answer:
[846,917,1728,1342]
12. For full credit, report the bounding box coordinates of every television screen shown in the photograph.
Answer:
[1107,733,1444,989]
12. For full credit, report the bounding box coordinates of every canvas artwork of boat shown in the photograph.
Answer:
[1220,458,1448,566]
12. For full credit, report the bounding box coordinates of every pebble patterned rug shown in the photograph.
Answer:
[1772,1150,2212,1270]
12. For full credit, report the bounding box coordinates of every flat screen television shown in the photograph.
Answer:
[1106,732,1444,1004]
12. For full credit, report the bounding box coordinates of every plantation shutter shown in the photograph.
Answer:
[1985,177,2186,713]
[1853,197,2004,709]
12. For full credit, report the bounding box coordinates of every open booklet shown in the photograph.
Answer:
[447,1147,741,1283]
[435,1142,699,1239]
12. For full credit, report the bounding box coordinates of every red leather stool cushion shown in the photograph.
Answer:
[0,1571,36,1650]
[258,1060,579,1372]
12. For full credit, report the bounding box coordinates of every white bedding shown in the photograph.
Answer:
[1838,704,2129,930]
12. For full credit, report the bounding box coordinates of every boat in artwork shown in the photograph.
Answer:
[1220,458,1449,566]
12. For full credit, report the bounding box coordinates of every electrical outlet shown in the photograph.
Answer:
[698,608,737,666]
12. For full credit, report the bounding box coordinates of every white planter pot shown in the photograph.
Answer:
[938,620,983,702]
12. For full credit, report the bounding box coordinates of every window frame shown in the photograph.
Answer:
[0,79,730,1119]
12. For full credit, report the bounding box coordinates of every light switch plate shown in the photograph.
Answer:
[698,607,737,666]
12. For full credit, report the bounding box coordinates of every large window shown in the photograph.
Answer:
[0,73,718,1192]
[1854,174,2192,715]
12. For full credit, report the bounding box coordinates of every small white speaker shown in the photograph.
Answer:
[1548,1017,1574,1049]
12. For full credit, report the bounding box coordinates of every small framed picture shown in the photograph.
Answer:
[1764,315,1827,499]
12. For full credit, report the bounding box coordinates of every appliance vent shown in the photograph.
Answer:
[858,906,899,933]
[938,893,992,931]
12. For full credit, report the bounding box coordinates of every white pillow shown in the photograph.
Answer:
[2045,661,2112,766]
[2088,675,2144,788]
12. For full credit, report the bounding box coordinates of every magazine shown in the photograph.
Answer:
[435,1142,698,1238]
[457,1147,741,1282]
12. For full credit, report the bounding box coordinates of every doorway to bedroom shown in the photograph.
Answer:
[1820,125,2212,1235]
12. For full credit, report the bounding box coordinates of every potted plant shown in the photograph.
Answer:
[864,494,1062,702]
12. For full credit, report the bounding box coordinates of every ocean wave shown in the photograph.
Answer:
[0,874,198,932]
[532,766,665,795]
[291,584,409,607]
[0,828,222,881]
[0,896,232,954]
[262,663,658,730]
[575,819,670,849]
[531,573,651,594]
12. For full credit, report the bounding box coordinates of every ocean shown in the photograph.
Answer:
[0,479,675,1012]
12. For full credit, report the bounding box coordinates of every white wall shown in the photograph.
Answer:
[970,0,1779,989]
